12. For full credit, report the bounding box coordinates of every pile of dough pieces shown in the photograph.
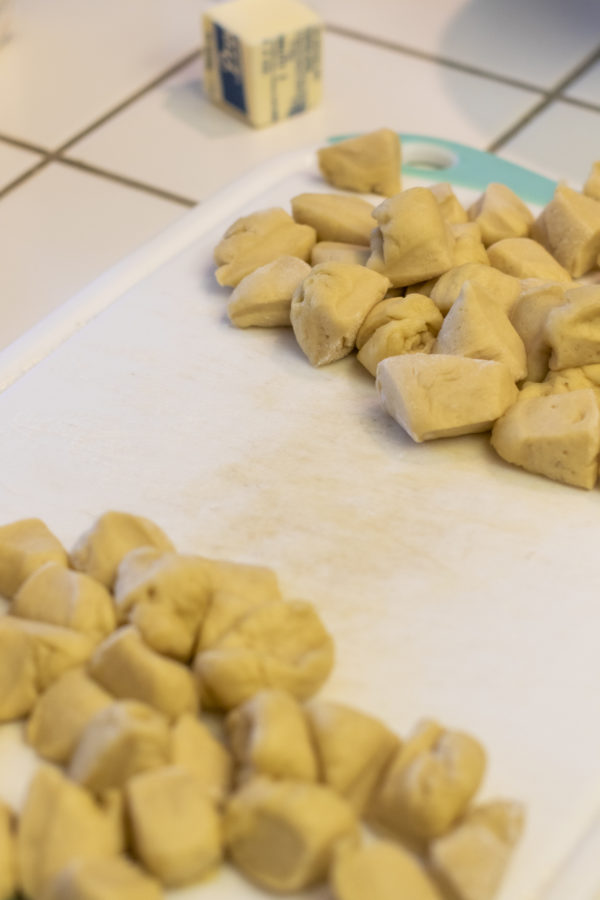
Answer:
[214,129,600,490]
[0,511,522,900]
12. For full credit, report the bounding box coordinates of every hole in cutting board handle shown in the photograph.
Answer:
[402,142,458,171]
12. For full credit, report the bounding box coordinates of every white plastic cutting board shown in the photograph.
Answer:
[0,139,598,900]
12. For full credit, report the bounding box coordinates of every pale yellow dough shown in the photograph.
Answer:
[377,353,518,442]
[449,222,489,267]
[468,182,534,246]
[331,841,442,900]
[487,237,571,282]
[0,518,67,599]
[429,262,521,315]
[227,256,311,328]
[291,193,376,246]
[544,284,600,369]
[583,161,600,202]
[317,128,401,197]
[429,182,468,225]
[356,293,443,350]
[509,280,567,381]
[311,241,370,267]
[532,183,600,277]
[40,857,163,900]
[170,713,232,805]
[0,801,16,900]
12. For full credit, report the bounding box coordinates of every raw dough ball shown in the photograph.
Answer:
[194,600,334,710]
[13,561,116,644]
[429,263,521,316]
[331,840,442,900]
[226,688,318,783]
[532,183,600,277]
[317,129,401,197]
[68,700,171,794]
[376,353,518,442]
[486,237,571,282]
[198,589,279,652]
[0,518,67,599]
[357,294,443,376]
[70,511,174,589]
[214,208,316,287]
[468,182,534,246]
[89,626,199,719]
[170,713,232,805]
[224,776,359,892]
[291,193,376,246]
[290,261,390,366]
[227,256,311,328]
[40,856,162,900]
[356,293,443,349]
[544,284,600,370]
[311,241,370,267]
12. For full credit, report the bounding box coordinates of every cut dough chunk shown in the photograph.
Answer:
[311,241,370,267]
[357,294,443,376]
[372,719,486,840]
[126,766,222,888]
[430,800,525,900]
[487,237,571,282]
[532,183,600,277]
[0,518,67,599]
[449,222,489,267]
[377,354,518,442]
[583,161,600,202]
[199,556,282,607]
[227,256,311,328]
[331,841,442,900]
[490,388,600,489]
[430,263,520,315]
[317,129,401,197]
[17,765,122,900]
[198,589,279,653]
[290,261,390,366]
[533,364,600,403]
[89,626,199,719]
[544,284,600,369]
[194,600,334,710]
[357,293,442,349]
[509,280,567,381]
[226,688,318,784]
[434,282,527,381]
[224,776,359,893]
[214,208,316,287]
[291,193,376,246]
[40,857,162,900]
[13,561,115,644]
[113,549,212,661]
[305,699,399,814]
[0,801,16,900]
[429,183,468,225]
[26,667,113,764]
[70,511,174,589]
[68,700,171,794]
[170,713,232,805]
[468,182,534,246]
[367,188,454,287]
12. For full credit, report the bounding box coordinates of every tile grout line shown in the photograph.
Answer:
[58,157,197,208]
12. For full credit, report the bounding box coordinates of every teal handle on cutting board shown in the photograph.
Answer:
[327,132,558,207]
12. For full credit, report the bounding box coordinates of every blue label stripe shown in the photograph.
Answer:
[214,23,247,114]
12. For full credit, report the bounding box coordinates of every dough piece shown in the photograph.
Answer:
[170,713,232,805]
[0,801,16,900]
[113,549,212,660]
[449,222,489,267]
[17,765,121,900]
[214,208,316,287]
[13,561,116,644]
[317,129,401,197]
[490,388,600,489]
[194,600,334,709]
[532,183,600,277]
[311,241,370,267]
[291,193,376,246]
[544,284,600,369]
[429,263,521,315]
[331,841,442,900]
[509,280,567,381]
[434,282,527,382]
[227,256,311,328]
[26,667,113,764]
[372,719,486,840]
[539,363,600,403]
[89,626,199,719]
[468,182,534,246]
[70,511,174,589]
[356,293,443,350]
[487,237,571,282]
[68,700,171,794]
[290,262,390,366]
[429,183,468,225]
[367,188,455,287]
[224,776,359,892]
[198,589,279,652]
[305,699,399,814]
[200,556,282,607]
[0,618,38,721]
[377,354,518,442]
[41,857,162,900]
[357,295,443,376]
[226,689,318,784]
[430,800,525,900]
[126,766,222,887]
[583,161,600,202]
[0,518,67,599]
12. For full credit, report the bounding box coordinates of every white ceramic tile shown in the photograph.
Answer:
[0,140,42,190]
[0,162,185,351]
[500,100,600,186]
[565,58,600,106]
[0,0,203,150]
[66,31,541,203]
[308,0,600,88]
